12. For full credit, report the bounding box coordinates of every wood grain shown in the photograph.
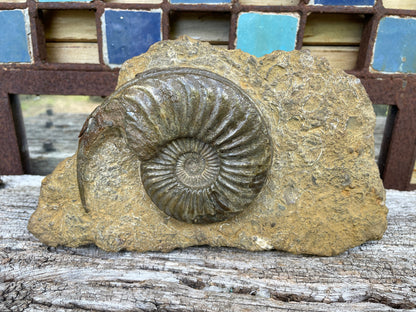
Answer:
[239,0,299,4]
[303,13,364,46]
[42,10,98,64]
[0,175,415,311]
[170,12,230,44]
[43,10,97,43]
[46,42,99,64]
[383,0,416,10]
[23,112,91,175]
[302,46,359,70]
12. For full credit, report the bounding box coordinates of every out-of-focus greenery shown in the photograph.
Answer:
[373,104,389,117]
[19,95,103,117]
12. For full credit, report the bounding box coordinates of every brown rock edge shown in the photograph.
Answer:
[28,37,387,256]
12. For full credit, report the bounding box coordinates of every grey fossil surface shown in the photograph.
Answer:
[28,37,387,256]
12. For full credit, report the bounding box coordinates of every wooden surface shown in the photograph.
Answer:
[43,10,97,43]
[170,12,230,45]
[302,46,359,70]
[383,0,416,10]
[24,113,89,176]
[46,42,100,64]
[1,175,415,311]
[303,13,364,46]
[42,9,99,64]
[239,0,299,5]
[302,13,363,70]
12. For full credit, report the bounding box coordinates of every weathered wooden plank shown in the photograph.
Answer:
[0,175,415,311]
[170,12,230,44]
[303,13,364,46]
[41,8,98,65]
[239,0,299,4]
[43,9,97,43]
[23,113,90,175]
[383,0,416,10]
[302,46,359,70]
[46,42,99,64]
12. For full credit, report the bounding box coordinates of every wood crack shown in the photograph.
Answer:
[0,177,415,312]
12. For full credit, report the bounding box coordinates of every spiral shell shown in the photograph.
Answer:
[78,68,272,224]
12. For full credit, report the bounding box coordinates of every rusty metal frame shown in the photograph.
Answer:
[0,0,415,190]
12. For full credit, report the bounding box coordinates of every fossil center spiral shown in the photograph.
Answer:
[175,140,220,189]
[143,138,220,192]
[181,153,205,175]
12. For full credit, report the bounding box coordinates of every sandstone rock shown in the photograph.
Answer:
[28,37,387,256]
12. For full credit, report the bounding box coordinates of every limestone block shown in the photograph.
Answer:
[28,37,387,256]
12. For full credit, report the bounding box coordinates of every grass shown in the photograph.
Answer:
[373,104,389,117]
[20,95,102,118]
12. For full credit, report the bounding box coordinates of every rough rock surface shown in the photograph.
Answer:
[28,37,388,256]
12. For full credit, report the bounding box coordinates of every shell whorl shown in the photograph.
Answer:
[78,68,272,224]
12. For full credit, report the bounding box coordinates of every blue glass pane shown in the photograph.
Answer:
[38,0,91,2]
[104,10,161,65]
[372,17,416,73]
[0,10,31,63]
[236,13,299,57]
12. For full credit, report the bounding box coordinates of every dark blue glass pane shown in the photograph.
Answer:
[104,10,161,65]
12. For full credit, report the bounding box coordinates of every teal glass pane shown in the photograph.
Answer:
[236,13,299,57]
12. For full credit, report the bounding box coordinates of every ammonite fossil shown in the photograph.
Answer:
[77,68,272,224]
